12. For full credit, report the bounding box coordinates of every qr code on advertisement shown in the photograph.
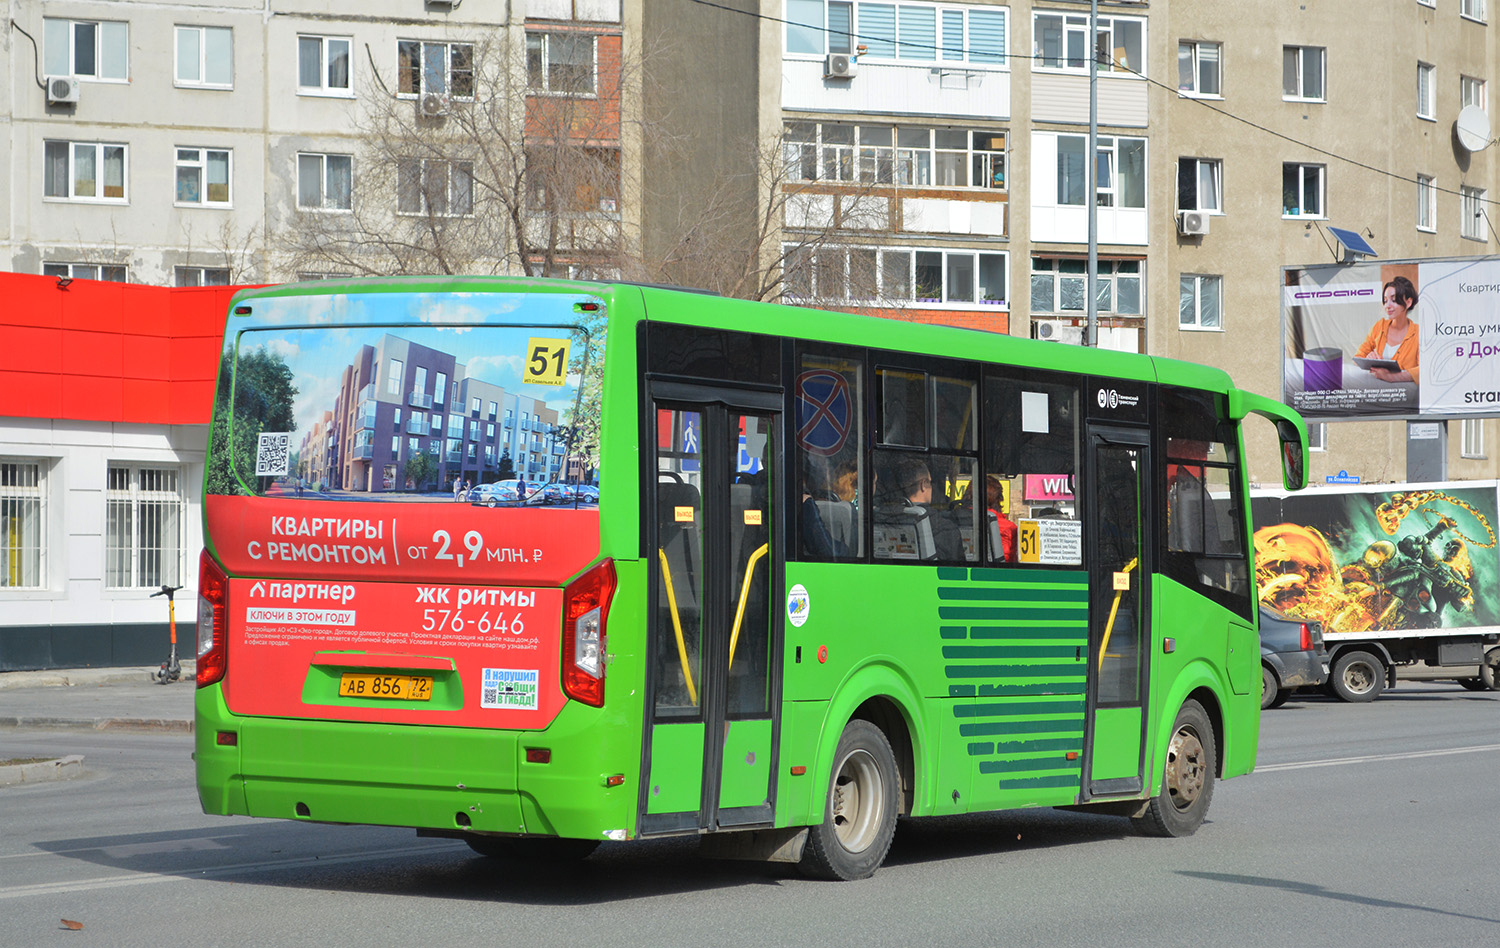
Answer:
[482,687,499,705]
[256,432,291,477]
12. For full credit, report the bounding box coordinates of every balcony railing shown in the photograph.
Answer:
[406,418,430,435]
[408,391,433,410]
[353,444,373,460]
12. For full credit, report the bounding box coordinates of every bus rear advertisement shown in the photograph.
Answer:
[195,277,1307,879]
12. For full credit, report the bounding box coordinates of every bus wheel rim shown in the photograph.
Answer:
[1165,726,1206,812]
[831,748,883,853]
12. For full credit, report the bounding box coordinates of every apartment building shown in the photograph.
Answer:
[5,1,626,284]
[640,0,1500,486]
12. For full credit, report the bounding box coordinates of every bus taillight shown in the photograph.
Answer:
[197,549,229,688]
[562,558,616,707]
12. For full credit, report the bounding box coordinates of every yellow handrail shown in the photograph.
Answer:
[728,543,769,670]
[656,548,698,706]
[1099,556,1140,670]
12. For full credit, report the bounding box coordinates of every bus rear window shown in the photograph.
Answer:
[207,293,604,506]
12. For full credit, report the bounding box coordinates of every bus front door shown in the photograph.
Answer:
[643,386,781,835]
[1082,426,1150,799]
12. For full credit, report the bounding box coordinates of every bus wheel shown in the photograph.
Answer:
[463,835,600,863]
[1330,650,1384,703]
[799,720,898,881]
[1132,700,1215,838]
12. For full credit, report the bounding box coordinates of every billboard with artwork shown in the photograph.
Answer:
[1281,256,1500,420]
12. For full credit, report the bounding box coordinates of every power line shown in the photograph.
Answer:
[684,0,1500,208]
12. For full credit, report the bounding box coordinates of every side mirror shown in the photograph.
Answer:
[1276,420,1307,491]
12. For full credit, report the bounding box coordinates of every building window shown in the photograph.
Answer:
[1308,422,1327,452]
[175,266,229,286]
[396,40,474,98]
[1034,12,1142,74]
[1179,274,1223,330]
[1282,163,1325,218]
[1177,41,1220,96]
[298,35,351,95]
[44,141,127,202]
[1056,135,1146,207]
[1461,0,1486,23]
[296,153,352,210]
[784,122,1006,190]
[1,461,45,589]
[785,246,1007,306]
[1461,186,1487,240]
[526,32,597,95]
[1177,157,1223,213]
[1417,62,1436,120]
[1462,419,1486,458]
[788,3,1006,66]
[397,159,474,216]
[1282,46,1325,101]
[175,148,231,206]
[175,26,234,88]
[1462,75,1487,111]
[105,465,183,589]
[387,358,404,396]
[1031,258,1143,316]
[43,18,128,80]
[1417,174,1436,232]
[43,262,127,282]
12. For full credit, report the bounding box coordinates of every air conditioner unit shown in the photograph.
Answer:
[824,53,858,79]
[427,0,463,8]
[1033,319,1084,345]
[418,92,450,118]
[46,76,80,106]
[1177,210,1210,236]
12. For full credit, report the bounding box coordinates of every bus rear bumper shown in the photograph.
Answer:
[194,685,636,840]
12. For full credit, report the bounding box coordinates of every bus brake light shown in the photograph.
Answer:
[562,559,616,707]
[197,549,229,688]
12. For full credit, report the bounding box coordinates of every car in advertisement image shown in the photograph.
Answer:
[467,482,520,507]
[1259,604,1330,710]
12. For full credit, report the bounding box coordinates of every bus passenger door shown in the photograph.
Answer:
[1082,426,1150,799]
[642,386,782,835]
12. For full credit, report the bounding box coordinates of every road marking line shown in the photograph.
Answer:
[0,842,463,900]
[1257,742,1500,773]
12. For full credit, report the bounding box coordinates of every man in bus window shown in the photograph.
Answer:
[986,474,1017,562]
[892,456,964,561]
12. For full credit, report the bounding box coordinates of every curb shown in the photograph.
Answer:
[0,754,85,787]
[0,716,193,733]
[0,663,197,691]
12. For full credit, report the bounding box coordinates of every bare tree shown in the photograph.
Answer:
[278,31,634,280]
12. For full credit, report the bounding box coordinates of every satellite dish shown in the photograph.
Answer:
[1456,105,1491,152]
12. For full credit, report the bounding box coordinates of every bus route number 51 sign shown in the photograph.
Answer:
[525,337,571,387]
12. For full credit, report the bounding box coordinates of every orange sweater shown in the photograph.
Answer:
[1355,317,1421,383]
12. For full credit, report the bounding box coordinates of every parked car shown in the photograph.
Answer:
[1259,604,1330,710]
[468,482,519,507]
[541,482,577,504]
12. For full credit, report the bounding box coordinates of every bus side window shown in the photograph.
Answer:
[794,345,866,561]
[983,371,1082,565]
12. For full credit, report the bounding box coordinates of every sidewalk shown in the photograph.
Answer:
[0,664,196,732]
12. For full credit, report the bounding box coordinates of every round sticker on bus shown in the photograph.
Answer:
[786,583,810,628]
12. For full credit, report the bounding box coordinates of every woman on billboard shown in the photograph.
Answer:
[1356,276,1420,383]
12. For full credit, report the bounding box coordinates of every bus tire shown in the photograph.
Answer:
[1330,650,1384,703]
[1131,699,1215,839]
[463,835,600,863]
[799,719,898,881]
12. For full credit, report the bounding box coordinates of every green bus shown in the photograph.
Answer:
[195,277,1307,880]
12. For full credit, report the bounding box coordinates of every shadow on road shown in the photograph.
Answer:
[1178,871,1500,925]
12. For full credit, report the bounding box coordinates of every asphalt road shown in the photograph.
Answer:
[1,682,1496,948]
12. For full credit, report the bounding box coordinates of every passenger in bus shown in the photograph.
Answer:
[986,474,1018,562]
[801,459,847,559]
[890,456,965,561]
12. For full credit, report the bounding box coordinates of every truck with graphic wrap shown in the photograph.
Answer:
[1252,482,1500,701]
